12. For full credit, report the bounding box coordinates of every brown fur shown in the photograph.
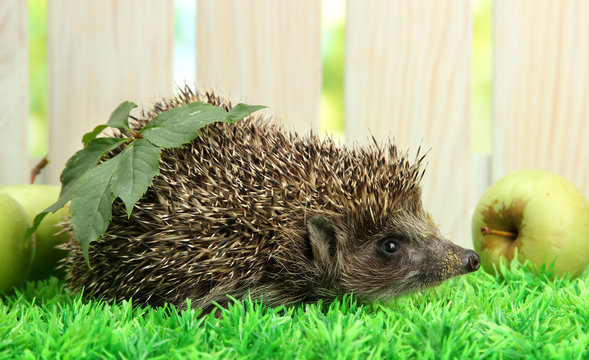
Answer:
[62,87,479,312]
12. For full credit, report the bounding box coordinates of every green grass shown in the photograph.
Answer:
[1,260,588,359]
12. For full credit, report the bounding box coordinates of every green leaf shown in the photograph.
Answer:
[226,103,267,123]
[140,102,226,148]
[70,155,122,261]
[82,125,109,146]
[82,101,137,145]
[60,138,130,202]
[106,101,137,130]
[110,139,161,216]
[25,137,129,240]
[141,102,265,148]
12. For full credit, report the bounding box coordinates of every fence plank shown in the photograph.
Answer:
[47,1,174,184]
[494,1,589,197]
[345,0,472,248]
[196,0,322,133]
[0,0,28,185]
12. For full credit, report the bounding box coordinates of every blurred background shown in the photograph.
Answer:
[26,0,492,158]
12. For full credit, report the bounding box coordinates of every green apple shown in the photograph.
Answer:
[0,193,33,292]
[0,185,70,280]
[472,170,589,278]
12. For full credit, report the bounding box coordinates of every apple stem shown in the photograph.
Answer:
[30,156,49,184]
[480,226,518,239]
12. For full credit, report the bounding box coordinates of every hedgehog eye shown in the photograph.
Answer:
[381,239,399,254]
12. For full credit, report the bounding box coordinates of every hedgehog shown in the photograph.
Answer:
[61,87,480,313]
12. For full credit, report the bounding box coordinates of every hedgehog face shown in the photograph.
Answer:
[306,211,480,302]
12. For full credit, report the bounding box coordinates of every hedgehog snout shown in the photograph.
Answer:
[435,242,481,280]
[464,250,481,273]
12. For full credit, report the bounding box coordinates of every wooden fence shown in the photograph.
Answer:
[1,0,588,249]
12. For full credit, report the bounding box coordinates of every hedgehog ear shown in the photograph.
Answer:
[307,216,337,266]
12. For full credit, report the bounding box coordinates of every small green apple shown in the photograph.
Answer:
[0,193,33,292]
[472,169,589,278]
[0,185,70,280]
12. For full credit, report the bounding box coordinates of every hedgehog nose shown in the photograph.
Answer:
[465,250,481,272]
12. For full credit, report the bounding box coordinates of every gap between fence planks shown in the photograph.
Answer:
[0,0,28,185]
[345,0,472,248]
[46,1,174,184]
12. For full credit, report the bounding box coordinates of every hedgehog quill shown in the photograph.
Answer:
[62,88,480,313]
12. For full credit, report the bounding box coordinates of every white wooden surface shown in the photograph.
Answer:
[196,0,322,133]
[0,0,28,185]
[345,0,472,248]
[46,1,174,184]
[494,0,589,197]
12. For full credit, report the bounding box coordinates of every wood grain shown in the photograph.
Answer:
[196,0,322,133]
[494,0,589,197]
[0,0,28,185]
[47,1,174,184]
[345,0,472,247]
